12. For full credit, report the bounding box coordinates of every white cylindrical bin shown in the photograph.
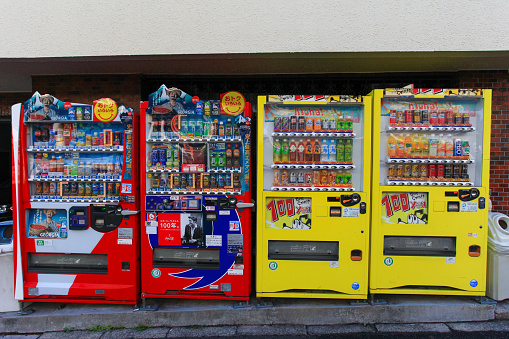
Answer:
[487,212,509,301]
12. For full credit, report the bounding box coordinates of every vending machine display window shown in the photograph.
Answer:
[262,102,365,192]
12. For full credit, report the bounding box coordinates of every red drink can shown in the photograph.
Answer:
[428,164,436,178]
[438,110,445,125]
[390,110,397,124]
[437,164,444,178]
[430,110,438,125]
[405,110,413,124]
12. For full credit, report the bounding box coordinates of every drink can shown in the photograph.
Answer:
[62,182,70,196]
[107,183,114,196]
[305,117,314,132]
[282,117,290,132]
[188,173,195,188]
[438,110,445,125]
[92,182,99,196]
[196,101,204,115]
[172,174,180,189]
[313,170,320,185]
[70,182,77,196]
[195,119,203,137]
[420,164,428,178]
[328,170,336,186]
[84,107,91,120]
[430,110,438,125]
[113,132,121,145]
[446,110,454,125]
[444,164,452,178]
[413,110,422,124]
[49,182,57,196]
[454,139,462,157]
[211,101,220,115]
[429,164,436,178]
[396,164,403,177]
[78,182,85,196]
[461,164,469,179]
[68,107,76,120]
[35,182,42,195]
[313,117,321,132]
[99,182,104,197]
[453,164,461,178]
[304,172,313,186]
[411,164,419,178]
[86,134,92,146]
[85,182,92,196]
[274,117,282,132]
[298,116,306,132]
[396,110,404,123]
[158,149,166,166]
[320,170,328,186]
[390,110,397,124]
[462,112,470,125]
[289,171,297,184]
[421,110,430,124]
[405,110,413,124]
[336,171,344,185]
[403,164,411,178]
[273,169,281,186]
[290,116,297,131]
[437,164,444,178]
[203,121,210,137]
[115,182,121,196]
[218,173,225,188]
[388,164,396,177]
[454,109,462,125]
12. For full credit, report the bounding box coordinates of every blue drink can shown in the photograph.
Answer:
[151,149,159,167]
[454,139,462,157]
[196,102,204,115]
[158,149,166,166]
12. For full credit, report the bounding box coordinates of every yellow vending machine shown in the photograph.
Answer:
[370,86,491,296]
[257,94,372,299]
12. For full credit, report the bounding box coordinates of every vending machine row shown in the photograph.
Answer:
[11,86,492,305]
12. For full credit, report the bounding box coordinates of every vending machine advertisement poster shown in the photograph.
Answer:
[381,192,428,225]
[265,197,312,230]
[26,209,67,238]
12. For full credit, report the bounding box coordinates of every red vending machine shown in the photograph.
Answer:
[140,85,252,301]
[12,93,140,304]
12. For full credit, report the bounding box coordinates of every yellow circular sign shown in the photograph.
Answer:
[221,91,245,116]
[93,98,118,122]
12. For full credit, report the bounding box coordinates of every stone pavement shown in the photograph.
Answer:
[0,296,508,338]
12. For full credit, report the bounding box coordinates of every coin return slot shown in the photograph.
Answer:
[469,245,481,257]
[351,249,362,261]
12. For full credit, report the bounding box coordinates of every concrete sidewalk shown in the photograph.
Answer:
[0,296,508,337]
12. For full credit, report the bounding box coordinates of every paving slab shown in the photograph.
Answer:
[375,323,451,333]
[39,331,103,339]
[495,300,509,319]
[0,295,496,334]
[101,327,170,339]
[237,325,306,336]
[307,324,375,335]
[167,326,237,338]
[447,320,509,332]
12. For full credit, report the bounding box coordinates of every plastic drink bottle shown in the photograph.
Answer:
[396,135,405,158]
[445,138,454,157]
[273,139,281,163]
[404,134,412,158]
[344,139,353,162]
[328,139,337,163]
[437,134,446,157]
[387,134,397,158]
[289,139,297,163]
[429,134,438,157]
[320,139,329,163]
[305,139,313,163]
[420,134,429,157]
[297,140,305,163]
[412,133,421,158]
[337,139,345,162]
[281,139,289,163]
[313,139,321,164]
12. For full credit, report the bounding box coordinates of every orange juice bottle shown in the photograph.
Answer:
[396,134,405,158]
[388,134,397,158]
[404,134,412,158]
[437,134,446,157]
[412,133,421,158]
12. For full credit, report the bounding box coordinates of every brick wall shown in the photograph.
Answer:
[31,75,142,113]
[458,71,509,214]
[0,92,32,117]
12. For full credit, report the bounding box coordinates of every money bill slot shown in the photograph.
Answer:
[384,236,456,257]
[27,253,108,274]
[268,240,339,261]
[152,248,220,269]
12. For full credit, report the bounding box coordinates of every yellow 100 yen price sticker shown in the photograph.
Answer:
[220,91,245,116]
